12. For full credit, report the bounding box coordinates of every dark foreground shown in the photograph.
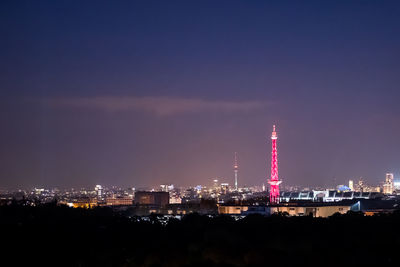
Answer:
[1,204,399,267]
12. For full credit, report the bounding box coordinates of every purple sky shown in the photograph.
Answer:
[1,1,400,189]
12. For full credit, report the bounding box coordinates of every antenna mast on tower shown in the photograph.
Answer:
[234,152,238,191]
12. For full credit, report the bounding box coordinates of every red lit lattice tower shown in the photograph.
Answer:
[268,125,282,204]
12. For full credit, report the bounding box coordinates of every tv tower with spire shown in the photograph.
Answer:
[234,152,238,191]
[268,125,282,204]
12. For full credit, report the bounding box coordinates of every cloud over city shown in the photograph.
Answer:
[43,96,268,116]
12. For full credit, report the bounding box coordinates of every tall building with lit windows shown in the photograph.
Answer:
[383,173,394,194]
[95,185,103,200]
[349,180,354,191]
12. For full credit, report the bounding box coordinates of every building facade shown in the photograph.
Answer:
[135,191,169,206]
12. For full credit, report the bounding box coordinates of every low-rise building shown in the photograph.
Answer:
[105,196,133,206]
[71,198,97,208]
[269,203,351,217]
[135,191,169,206]
[218,202,355,217]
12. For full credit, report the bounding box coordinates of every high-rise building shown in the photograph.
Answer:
[394,179,400,192]
[268,125,282,204]
[357,178,364,192]
[383,173,394,194]
[349,180,354,191]
[213,179,219,191]
[95,185,103,200]
[220,183,229,194]
[160,184,174,192]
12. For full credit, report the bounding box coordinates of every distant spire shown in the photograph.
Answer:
[271,124,277,140]
[234,152,238,191]
[234,152,238,169]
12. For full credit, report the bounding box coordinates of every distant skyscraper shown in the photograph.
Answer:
[268,125,282,204]
[95,185,103,200]
[234,152,238,191]
[213,179,219,190]
[220,183,229,194]
[394,179,400,192]
[349,180,354,191]
[383,173,394,194]
[160,184,174,192]
[357,178,364,192]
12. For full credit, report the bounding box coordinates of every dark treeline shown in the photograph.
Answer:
[1,203,399,267]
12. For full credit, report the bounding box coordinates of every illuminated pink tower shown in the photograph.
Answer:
[268,125,282,204]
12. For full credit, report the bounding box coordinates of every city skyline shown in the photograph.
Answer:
[1,168,397,192]
[3,2,400,267]
[1,1,400,189]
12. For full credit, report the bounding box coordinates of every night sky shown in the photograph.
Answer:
[1,0,400,189]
